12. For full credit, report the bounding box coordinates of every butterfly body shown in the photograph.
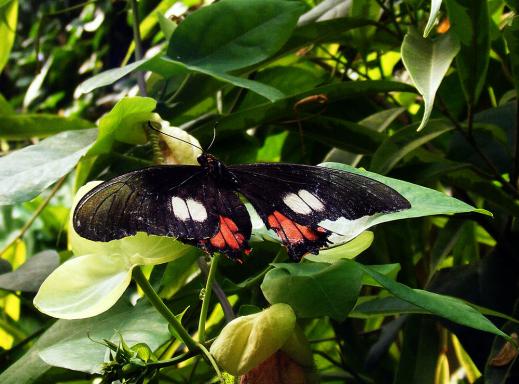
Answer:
[73,154,411,261]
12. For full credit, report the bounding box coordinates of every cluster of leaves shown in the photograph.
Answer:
[1,0,519,383]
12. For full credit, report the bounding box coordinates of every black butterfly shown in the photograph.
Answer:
[73,153,410,261]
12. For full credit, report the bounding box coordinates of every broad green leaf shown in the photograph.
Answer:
[370,119,454,174]
[0,301,168,382]
[261,261,364,320]
[445,0,490,105]
[78,55,285,102]
[304,231,374,263]
[0,0,17,73]
[0,129,97,205]
[358,263,510,340]
[33,253,135,320]
[35,182,195,319]
[0,114,93,139]
[167,0,305,72]
[423,0,442,37]
[77,56,153,94]
[0,250,59,292]
[505,16,519,97]
[316,162,489,241]
[401,31,460,131]
[88,96,155,156]
[190,80,415,137]
[40,301,170,374]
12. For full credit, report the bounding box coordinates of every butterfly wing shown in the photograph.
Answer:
[73,166,251,259]
[230,163,410,260]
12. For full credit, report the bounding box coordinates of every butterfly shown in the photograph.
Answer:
[73,152,411,261]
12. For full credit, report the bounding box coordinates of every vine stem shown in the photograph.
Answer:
[198,253,221,343]
[0,176,66,257]
[132,266,198,352]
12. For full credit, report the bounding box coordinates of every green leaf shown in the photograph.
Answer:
[317,162,488,240]
[77,56,153,94]
[0,93,14,115]
[88,96,156,156]
[302,116,384,154]
[34,182,196,319]
[167,0,306,72]
[324,107,405,166]
[190,80,415,137]
[282,17,374,53]
[0,250,59,292]
[39,301,170,374]
[0,129,97,205]
[370,119,454,174]
[445,0,490,105]
[357,263,510,340]
[0,0,17,73]
[157,11,176,41]
[261,260,364,321]
[79,55,285,102]
[304,231,374,263]
[505,16,519,97]
[0,114,94,139]
[0,301,169,382]
[423,0,442,37]
[401,31,460,131]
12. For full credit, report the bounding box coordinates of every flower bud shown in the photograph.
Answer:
[210,303,296,376]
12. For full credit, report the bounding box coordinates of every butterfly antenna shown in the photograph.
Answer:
[147,121,204,152]
[206,121,218,152]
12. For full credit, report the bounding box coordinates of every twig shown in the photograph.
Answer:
[438,98,519,198]
[0,176,66,257]
[197,256,235,323]
[129,0,147,96]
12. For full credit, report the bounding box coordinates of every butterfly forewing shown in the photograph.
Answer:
[73,165,253,259]
[230,163,410,260]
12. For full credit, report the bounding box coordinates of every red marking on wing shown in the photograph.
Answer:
[208,216,248,252]
[267,211,321,243]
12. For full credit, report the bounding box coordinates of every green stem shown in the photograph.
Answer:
[198,253,221,343]
[129,0,147,96]
[198,342,223,382]
[132,267,198,352]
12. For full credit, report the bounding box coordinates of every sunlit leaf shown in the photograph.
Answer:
[0,129,97,205]
[401,30,460,131]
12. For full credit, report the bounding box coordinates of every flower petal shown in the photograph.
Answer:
[33,254,133,319]
[210,303,296,375]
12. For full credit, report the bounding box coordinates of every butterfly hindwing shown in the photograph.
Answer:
[230,163,410,260]
[73,166,252,258]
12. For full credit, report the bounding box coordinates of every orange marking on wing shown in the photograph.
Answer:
[221,216,238,232]
[295,223,318,241]
[217,215,245,250]
[210,231,226,249]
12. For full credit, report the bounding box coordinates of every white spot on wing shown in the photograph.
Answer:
[298,190,325,211]
[318,215,374,245]
[283,193,312,215]
[171,196,190,221]
[186,199,207,222]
